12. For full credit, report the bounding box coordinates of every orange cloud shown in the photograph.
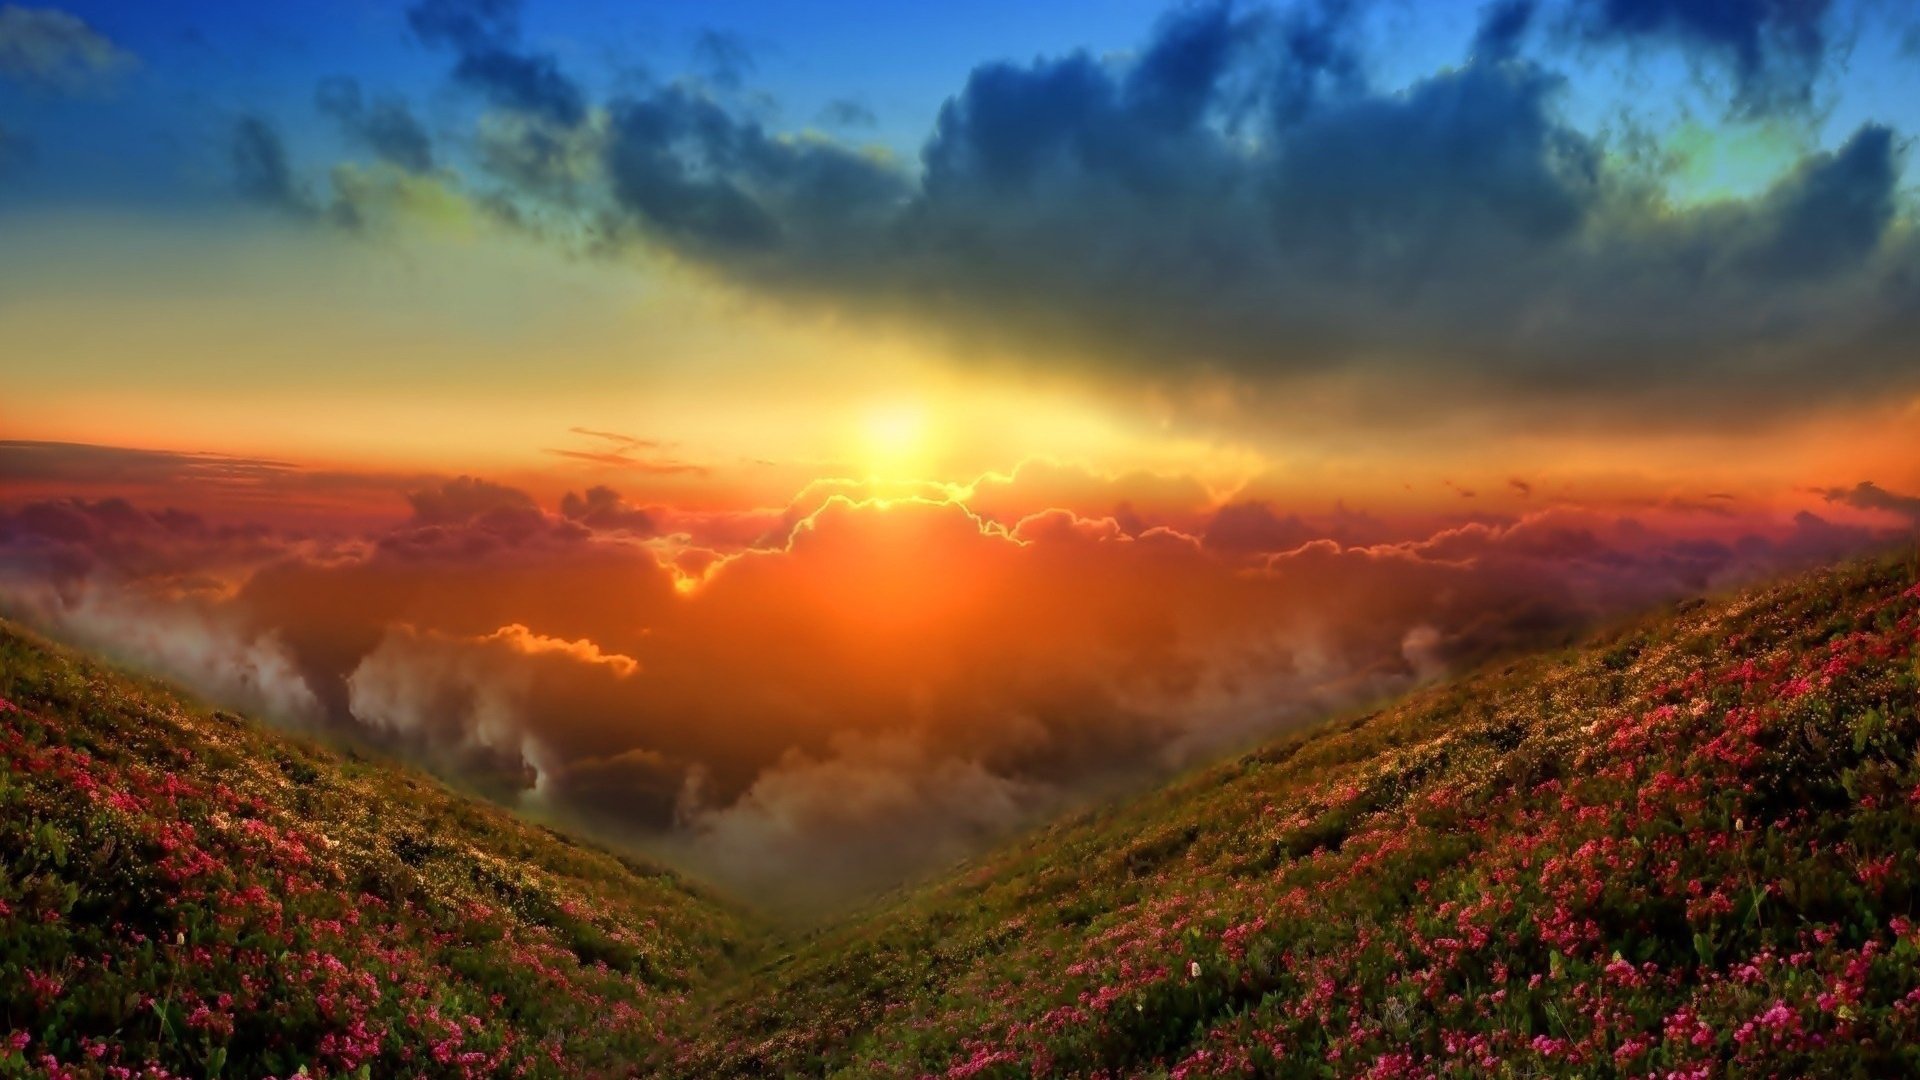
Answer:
[484,623,640,676]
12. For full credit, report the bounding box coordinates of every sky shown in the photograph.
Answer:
[3,0,1920,908]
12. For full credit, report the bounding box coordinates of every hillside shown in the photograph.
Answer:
[686,553,1920,1078]
[0,623,761,1078]
[6,553,1920,1079]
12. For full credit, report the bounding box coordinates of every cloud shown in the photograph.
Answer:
[0,441,442,532]
[15,465,1910,912]
[156,1,1920,432]
[568,426,660,449]
[405,475,539,526]
[1473,0,1538,61]
[558,486,658,534]
[471,109,601,201]
[817,98,876,128]
[479,4,1914,432]
[0,496,292,591]
[674,732,1057,914]
[0,440,300,488]
[1201,501,1315,554]
[377,477,585,557]
[342,622,641,787]
[405,0,519,51]
[1817,480,1920,522]
[231,115,313,217]
[692,29,755,91]
[29,585,323,727]
[962,460,1214,534]
[345,622,556,799]
[453,48,584,126]
[485,622,639,675]
[543,428,706,475]
[408,0,584,126]
[230,112,473,233]
[0,4,133,94]
[602,83,911,258]
[1740,124,1899,279]
[1569,0,1833,114]
[0,502,324,728]
[315,77,435,173]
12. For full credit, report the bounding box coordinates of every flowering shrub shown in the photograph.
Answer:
[0,626,756,1079]
[685,554,1920,1078]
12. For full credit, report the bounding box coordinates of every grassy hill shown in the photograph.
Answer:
[6,552,1920,1078]
[685,553,1920,1078]
[0,623,761,1079]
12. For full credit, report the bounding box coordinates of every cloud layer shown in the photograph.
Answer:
[5,461,1913,910]
[266,0,1919,431]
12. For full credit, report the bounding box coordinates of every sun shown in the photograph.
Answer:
[861,402,931,478]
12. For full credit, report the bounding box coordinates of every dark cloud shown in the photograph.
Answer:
[230,115,312,217]
[407,0,584,126]
[1201,501,1315,554]
[229,116,379,228]
[817,98,876,128]
[0,496,283,591]
[1263,0,1368,125]
[232,110,443,232]
[370,478,603,562]
[1126,1,1247,132]
[406,0,519,52]
[1265,61,1597,281]
[558,486,658,534]
[529,5,1917,430]
[472,113,585,198]
[1473,0,1538,61]
[315,76,435,173]
[187,1,1920,429]
[1571,0,1832,114]
[692,29,755,91]
[452,48,584,126]
[603,83,911,257]
[1818,480,1920,522]
[0,4,133,94]
[1741,124,1898,278]
[404,475,539,526]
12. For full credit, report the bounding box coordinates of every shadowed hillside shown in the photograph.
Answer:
[6,553,1920,1078]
